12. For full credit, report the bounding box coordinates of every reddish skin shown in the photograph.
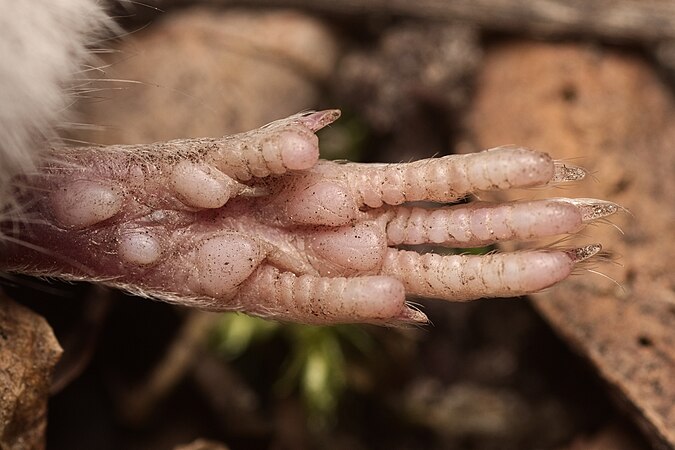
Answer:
[0,110,615,325]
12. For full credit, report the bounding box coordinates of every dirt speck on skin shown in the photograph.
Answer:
[466,39,675,448]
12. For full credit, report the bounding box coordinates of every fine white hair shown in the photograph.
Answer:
[0,0,110,184]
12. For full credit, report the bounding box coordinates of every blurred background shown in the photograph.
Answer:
[4,1,675,449]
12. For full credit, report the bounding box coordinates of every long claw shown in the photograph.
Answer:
[567,243,602,262]
[552,198,620,223]
[295,109,341,132]
[552,161,587,183]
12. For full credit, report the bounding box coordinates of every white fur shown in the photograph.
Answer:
[0,0,110,186]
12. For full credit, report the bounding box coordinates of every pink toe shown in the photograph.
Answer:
[278,131,319,171]
[341,276,407,320]
[170,161,234,209]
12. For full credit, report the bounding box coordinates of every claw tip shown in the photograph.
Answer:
[298,109,341,132]
[569,243,602,262]
[394,305,429,326]
[553,162,587,183]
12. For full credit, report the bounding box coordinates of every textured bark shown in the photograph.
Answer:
[466,40,675,449]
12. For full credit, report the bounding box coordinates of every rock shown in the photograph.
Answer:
[75,8,338,144]
[0,294,62,450]
[336,22,480,132]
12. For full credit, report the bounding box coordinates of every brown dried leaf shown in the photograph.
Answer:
[465,40,675,448]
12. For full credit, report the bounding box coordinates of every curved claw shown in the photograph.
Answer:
[295,109,341,132]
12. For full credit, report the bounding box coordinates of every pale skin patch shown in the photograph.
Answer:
[0,110,618,325]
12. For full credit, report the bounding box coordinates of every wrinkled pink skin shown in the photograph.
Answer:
[1,110,616,325]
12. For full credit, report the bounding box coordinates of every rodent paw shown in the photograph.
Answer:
[3,110,617,325]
